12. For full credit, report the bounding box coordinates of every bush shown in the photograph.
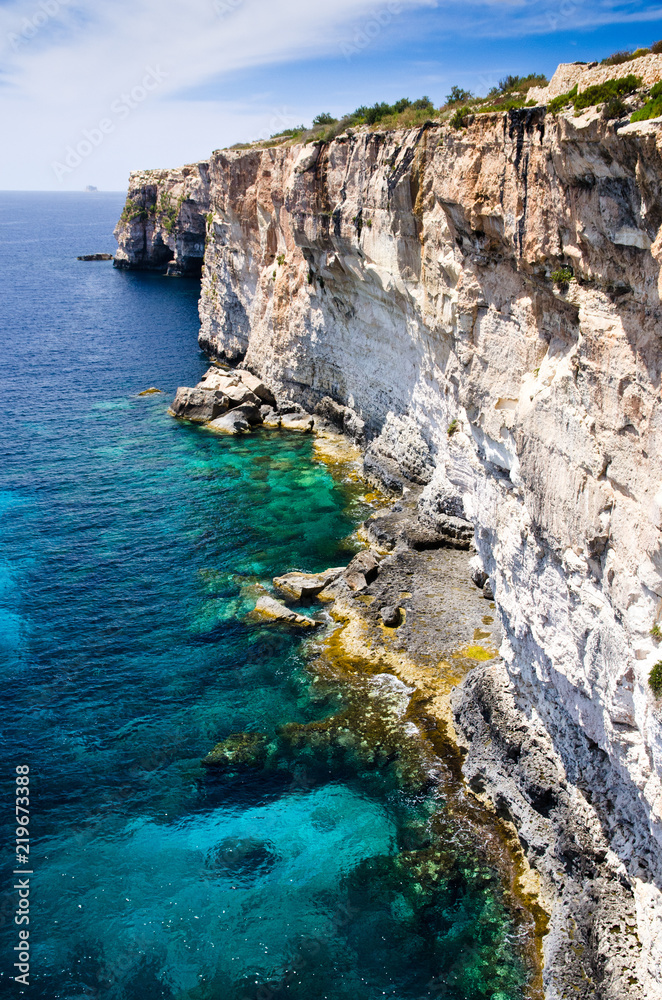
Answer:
[573,74,641,111]
[650,661,662,697]
[547,85,578,114]
[551,266,573,285]
[498,72,548,93]
[601,50,634,66]
[449,106,472,129]
[650,624,662,640]
[631,81,662,121]
[446,85,473,104]
[312,113,336,126]
[447,418,458,436]
[602,96,627,119]
[120,198,150,224]
[651,39,662,54]
[548,76,641,115]
[346,96,435,128]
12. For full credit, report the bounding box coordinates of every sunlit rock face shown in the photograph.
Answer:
[116,109,662,997]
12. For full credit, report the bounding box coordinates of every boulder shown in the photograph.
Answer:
[280,412,314,432]
[207,410,251,434]
[232,403,262,425]
[314,396,365,441]
[248,595,322,628]
[273,567,345,601]
[170,386,229,423]
[403,515,473,551]
[237,370,277,407]
[380,605,403,627]
[261,406,281,428]
[202,732,268,768]
[223,383,262,408]
[344,549,380,591]
[199,369,239,391]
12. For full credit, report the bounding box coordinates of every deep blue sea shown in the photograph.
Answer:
[0,193,527,1000]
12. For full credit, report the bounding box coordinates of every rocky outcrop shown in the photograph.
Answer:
[247,594,321,628]
[113,162,209,276]
[117,97,662,996]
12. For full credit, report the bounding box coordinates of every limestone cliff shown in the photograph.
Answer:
[113,162,209,276]
[116,107,662,997]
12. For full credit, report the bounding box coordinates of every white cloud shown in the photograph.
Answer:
[0,0,434,188]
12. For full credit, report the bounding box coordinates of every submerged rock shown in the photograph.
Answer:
[138,387,163,396]
[77,253,113,261]
[248,595,322,628]
[202,731,268,768]
[169,387,229,423]
[273,567,345,601]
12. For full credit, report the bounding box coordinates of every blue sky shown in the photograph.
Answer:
[1,0,662,189]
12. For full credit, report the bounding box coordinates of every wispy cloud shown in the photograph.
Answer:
[1,0,661,188]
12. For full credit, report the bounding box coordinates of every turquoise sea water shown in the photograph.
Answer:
[0,193,527,1000]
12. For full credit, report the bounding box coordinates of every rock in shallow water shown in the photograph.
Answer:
[273,567,345,601]
[279,412,314,432]
[248,595,321,628]
[169,387,229,423]
[207,405,261,434]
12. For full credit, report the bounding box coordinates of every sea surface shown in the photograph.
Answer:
[0,193,527,999]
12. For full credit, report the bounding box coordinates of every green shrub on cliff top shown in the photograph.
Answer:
[573,74,642,111]
[449,106,472,129]
[631,81,662,121]
[547,75,641,115]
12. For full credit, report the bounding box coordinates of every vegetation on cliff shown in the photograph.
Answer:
[547,74,642,115]
[631,80,662,121]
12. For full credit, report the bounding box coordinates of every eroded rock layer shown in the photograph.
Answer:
[115,108,662,997]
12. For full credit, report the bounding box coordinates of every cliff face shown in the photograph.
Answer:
[113,163,209,276]
[116,109,662,996]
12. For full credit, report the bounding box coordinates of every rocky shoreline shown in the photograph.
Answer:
[122,86,662,996]
[170,365,648,999]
